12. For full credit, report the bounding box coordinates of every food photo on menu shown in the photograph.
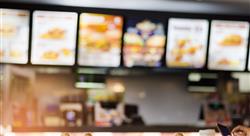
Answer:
[166,18,209,68]
[208,20,250,71]
[78,13,123,67]
[0,8,30,64]
[31,11,78,65]
[123,18,166,67]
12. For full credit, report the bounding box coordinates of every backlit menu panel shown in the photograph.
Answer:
[249,45,250,71]
[166,18,209,68]
[78,13,123,67]
[123,18,166,67]
[0,9,30,64]
[31,11,78,65]
[208,20,249,71]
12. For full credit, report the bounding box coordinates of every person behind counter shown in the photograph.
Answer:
[232,126,250,136]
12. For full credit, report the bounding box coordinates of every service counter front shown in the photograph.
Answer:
[11,132,220,136]
[6,126,221,136]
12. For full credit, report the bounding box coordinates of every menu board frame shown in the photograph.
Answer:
[123,17,167,68]
[1,2,250,72]
[208,20,250,71]
[31,10,78,66]
[248,43,250,71]
[77,13,124,67]
[0,8,30,64]
[166,18,209,69]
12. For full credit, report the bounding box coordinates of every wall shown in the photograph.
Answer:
[7,65,206,126]
[110,74,205,125]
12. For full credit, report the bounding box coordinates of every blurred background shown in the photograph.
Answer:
[0,0,250,136]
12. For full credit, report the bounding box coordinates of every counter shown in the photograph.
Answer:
[11,132,221,136]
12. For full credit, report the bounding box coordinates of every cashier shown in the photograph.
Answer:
[232,126,250,136]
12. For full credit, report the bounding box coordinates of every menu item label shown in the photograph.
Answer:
[78,13,123,67]
[0,9,30,64]
[31,11,77,65]
[208,20,249,71]
[166,18,209,68]
[123,19,166,67]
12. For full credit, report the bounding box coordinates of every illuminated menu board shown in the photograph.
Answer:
[208,20,249,71]
[0,9,30,64]
[123,18,166,67]
[78,13,123,67]
[166,18,209,68]
[249,46,250,71]
[31,11,78,65]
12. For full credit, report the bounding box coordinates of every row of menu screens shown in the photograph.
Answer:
[1,9,250,71]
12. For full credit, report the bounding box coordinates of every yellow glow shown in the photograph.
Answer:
[110,82,125,93]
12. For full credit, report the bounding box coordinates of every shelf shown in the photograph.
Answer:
[12,125,218,132]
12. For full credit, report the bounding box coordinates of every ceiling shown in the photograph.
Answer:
[0,0,249,15]
[201,0,249,2]
[162,0,250,3]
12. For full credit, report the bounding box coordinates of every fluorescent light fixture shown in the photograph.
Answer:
[188,73,201,81]
[188,86,216,93]
[75,82,106,89]
[188,73,218,81]
[201,73,218,79]
[77,68,107,74]
[110,69,130,76]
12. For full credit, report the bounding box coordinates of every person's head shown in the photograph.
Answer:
[85,133,93,136]
[232,126,250,136]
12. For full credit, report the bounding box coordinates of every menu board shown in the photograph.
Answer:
[0,9,30,64]
[208,20,249,71]
[249,46,250,71]
[123,18,166,67]
[78,13,123,67]
[166,18,209,68]
[31,11,77,65]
